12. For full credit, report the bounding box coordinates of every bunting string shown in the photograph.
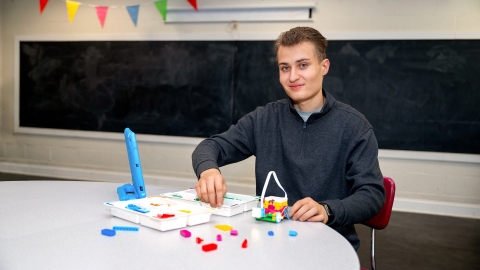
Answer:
[53,0,166,9]
[38,0,198,26]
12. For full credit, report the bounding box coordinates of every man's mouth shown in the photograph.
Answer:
[289,84,304,90]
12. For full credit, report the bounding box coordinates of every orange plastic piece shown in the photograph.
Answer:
[202,243,217,252]
[241,239,248,248]
[196,237,203,244]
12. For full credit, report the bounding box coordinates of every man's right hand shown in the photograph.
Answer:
[196,168,227,208]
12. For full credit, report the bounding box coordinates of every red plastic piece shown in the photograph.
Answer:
[157,213,175,219]
[196,237,203,244]
[241,239,248,248]
[230,230,238,236]
[202,243,217,252]
[216,234,222,241]
[180,229,191,238]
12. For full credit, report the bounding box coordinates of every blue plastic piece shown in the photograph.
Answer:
[289,230,298,237]
[117,128,146,201]
[126,204,150,213]
[101,228,116,237]
[284,206,292,220]
[113,226,139,231]
[117,184,137,201]
[268,230,274,236]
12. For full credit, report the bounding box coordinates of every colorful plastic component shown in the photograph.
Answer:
[202,243,218,252]
[101,228,116,237]
[252,171,288,223]
[268,230,274,236]
[230,230,238,236]
[289,230,298,237]
[113,226,139,231]
[157,214,175,219]
[196,237,203,244]
[214,224,233,231]
[241,239,248,248]
[117,128,146,201]
[180,229,191,238]
[216,234,222,241]
[253,196,288,223]
[117,184,137,201]
[126,204,150,213]
[284,206,292,220]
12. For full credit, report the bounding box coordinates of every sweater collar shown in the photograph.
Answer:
[287,89,336,122]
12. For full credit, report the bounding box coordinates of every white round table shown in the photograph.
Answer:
[0,181,360,270]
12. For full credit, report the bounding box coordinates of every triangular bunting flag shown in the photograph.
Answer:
[96,6,108,28]
[187,0,198,11]
[154,0,167,21]
[126,5,139,27]
[66,1,80,23]
[39,0,49,14]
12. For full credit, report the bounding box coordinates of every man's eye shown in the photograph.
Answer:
[300,63,308,68]
[281,66,290,71]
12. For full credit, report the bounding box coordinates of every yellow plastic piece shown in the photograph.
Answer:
[263,196,288,219]
[263,196,288,211]
[214,224,233,231]
[178,210,191,214]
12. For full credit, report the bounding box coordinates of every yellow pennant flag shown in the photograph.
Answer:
[66,1,80,23]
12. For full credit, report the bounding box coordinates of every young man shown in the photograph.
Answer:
[191,27,385,250]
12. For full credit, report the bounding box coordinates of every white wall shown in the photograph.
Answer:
[1,0,479,218]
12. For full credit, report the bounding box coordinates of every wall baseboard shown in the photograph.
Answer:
[393,198,480,220]
[0,161,478,220]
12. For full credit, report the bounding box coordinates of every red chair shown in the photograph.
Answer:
[361,177,396,270]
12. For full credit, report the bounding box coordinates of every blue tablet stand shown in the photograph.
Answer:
[117,128,146,201]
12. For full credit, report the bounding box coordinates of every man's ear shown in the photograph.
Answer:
[322,59,330,75]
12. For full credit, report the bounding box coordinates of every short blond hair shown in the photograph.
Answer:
[274,26,328,61]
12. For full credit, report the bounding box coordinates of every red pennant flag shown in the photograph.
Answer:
[187,0,198,11]
[96,6,108,28]
[40,0,49,14]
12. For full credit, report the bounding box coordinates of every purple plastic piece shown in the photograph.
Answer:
[216,234,222,241]
[180,229,191,238]
[230,230,238,236]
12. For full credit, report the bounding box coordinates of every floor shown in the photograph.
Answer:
[356,212,480,270]
[1,173,479,270]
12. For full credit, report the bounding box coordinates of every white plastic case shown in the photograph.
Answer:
[104,197,214,231]
[162,189,259,217]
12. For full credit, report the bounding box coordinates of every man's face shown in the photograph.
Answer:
[277,42,329,110]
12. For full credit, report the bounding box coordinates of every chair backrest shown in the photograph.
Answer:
[363,177,396,230]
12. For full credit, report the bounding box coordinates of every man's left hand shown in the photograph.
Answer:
[288,197,328,224]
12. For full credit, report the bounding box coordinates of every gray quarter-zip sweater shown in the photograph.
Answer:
[192,89,385,250]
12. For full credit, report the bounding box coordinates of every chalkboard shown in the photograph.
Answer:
[19,40,480,154]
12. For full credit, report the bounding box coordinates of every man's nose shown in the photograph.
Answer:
[289,68,299,82]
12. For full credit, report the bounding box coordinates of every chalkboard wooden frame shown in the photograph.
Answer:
[14,33,480,163]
